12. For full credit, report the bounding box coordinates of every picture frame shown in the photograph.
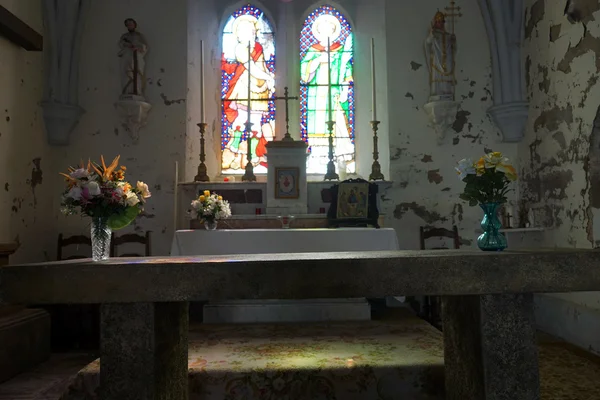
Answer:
[275,167,300,199]
[327,178,380,228]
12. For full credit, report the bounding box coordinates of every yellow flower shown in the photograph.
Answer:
[92,155,121,181]
[475,158,486,175]
[203,190,210,197]
[218,195,223,201]
[199,195,205,202]
[497,163,518,181]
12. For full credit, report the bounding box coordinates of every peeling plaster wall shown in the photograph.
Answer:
[50,0,187,257]
[0,0,54,263]
[382,0,518,249]
[522,0,600,354]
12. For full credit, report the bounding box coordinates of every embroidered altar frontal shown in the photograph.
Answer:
[63,317,445,400]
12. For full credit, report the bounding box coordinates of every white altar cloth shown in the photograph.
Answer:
[170,228,399,256]
[170,228,399,323]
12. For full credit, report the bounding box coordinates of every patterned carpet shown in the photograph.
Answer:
[1,311,600,399]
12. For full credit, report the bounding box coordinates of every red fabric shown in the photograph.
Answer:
[311,42,343,52]
[222,42,265,125]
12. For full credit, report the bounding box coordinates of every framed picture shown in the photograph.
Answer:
[275,167,300,199]
[327,178,379,228]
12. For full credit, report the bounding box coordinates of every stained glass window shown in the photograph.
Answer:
[221,5,276,175]
[300,5,354,175]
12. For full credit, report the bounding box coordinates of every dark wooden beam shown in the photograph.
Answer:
[0,5,42,51]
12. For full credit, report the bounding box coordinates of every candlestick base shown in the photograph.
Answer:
[369,161,385,181]
[194,163,210,182]
[323,160,339,181]
[242,162,256,182]
[194,122,210,182]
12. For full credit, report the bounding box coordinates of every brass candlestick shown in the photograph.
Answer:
[194,122,210,182]
[369,120,384,181]
[323,120,339,181]
[241,121,256,182]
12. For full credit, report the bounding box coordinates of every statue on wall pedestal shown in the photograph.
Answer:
[118,18,148,101]
[425,11,457,102]
[115,18,151,142]
[423,6,460,144]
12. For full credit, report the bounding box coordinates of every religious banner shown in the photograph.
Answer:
[221,5,276,175]
[300,6,355,175]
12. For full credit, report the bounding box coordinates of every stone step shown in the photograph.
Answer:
[203,298,372,323]
[0,309,51,384]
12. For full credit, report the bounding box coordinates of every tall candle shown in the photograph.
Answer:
[371,38,377,121]
[327,37,332,123]
[247,41,252,115]
[200,41,205,122]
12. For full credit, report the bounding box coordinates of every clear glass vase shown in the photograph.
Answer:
[204,220,218,230]
[91,217,112,261]
[477,203,507,251]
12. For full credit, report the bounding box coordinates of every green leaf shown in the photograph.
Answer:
[107,206,141,230]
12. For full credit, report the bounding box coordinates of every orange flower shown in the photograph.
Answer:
[92,155,121,181]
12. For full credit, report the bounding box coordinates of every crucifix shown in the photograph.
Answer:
[0,5,43,51]
[444,0,462,34]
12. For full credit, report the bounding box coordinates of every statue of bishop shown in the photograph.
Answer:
[118,18,148,100]
[425,11,457,102]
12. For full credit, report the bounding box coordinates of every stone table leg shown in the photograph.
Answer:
[443,294,539,400]
[100,302,189,400]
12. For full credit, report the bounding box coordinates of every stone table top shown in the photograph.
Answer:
[2,249,600,304]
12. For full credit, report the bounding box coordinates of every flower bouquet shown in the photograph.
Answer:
[60,155,151,261]
[190,190,231,230]
[455,151,517,251]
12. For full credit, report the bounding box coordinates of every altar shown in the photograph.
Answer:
[171,227,399,323]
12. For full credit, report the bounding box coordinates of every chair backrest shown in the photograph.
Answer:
[419,225,460,250]
[110,231,151,257]
[57,234,91,261]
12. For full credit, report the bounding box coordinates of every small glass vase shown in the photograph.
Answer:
[91,217,112,261]
[477,203,507,251]
[204,220,218,230]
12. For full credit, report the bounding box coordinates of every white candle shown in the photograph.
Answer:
[247,41,252,114]
[371,38,377,121]
[200,41,205,123]
[327,37,332,123]
[173,161,179,231]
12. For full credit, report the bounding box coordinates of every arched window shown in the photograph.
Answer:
[221,5,276,175]
[300,5,354,175]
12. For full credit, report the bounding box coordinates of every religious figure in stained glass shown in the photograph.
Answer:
[221,5,276,174]
[300,6,354,175]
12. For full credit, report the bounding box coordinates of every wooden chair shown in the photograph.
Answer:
[419,225,460,250]
[110,231,151,257]
[418,225,461,330]
[56,234,91,260]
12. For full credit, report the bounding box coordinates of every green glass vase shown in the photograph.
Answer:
[477,203,507,251]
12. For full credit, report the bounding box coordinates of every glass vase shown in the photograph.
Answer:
[204,220,218,230]
[91,217,112,261]
[477,203,507,251]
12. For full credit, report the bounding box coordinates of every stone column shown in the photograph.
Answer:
[0,242,50,384]
[443,294,540,400]
[100,302,189,400]
[40,0,89,145]
[478,0,529,142]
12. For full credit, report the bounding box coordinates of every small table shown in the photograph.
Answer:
[171,228,400,323]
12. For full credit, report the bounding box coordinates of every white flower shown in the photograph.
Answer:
[84,181,101,196]
[455,158,476,180]
[137,181,151,198]
[69,168,89,179]
[66,186,82,201]
[126,191,140,206]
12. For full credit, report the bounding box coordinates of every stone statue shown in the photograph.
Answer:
[425,11,457,102]
[118,18,148,100]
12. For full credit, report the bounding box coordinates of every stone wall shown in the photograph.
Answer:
[0,0,54,263]
[381,0,518,249]
[521,0,600,354]
[51,0,188,257]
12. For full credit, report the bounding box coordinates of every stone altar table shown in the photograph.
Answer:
[171,227,399,323]
[3,249,600,400]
